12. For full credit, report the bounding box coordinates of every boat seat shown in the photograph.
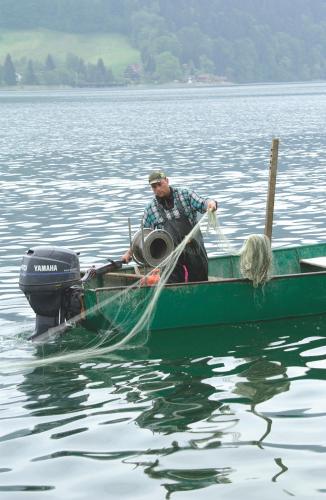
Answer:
[300,257,326,273]
[102,271,141,287]
[107,273,224,283]
[106,272,142,279]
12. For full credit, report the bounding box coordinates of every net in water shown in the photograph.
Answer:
[5,212,273,369]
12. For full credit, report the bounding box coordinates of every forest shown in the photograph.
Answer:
[0,0,325,86]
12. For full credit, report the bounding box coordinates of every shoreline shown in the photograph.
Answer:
[0,79,325,93]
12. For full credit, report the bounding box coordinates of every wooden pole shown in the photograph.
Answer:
[128,217,132,251]
[141,219,146,272]
[264,138,279,242]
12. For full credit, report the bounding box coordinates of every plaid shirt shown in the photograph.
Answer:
[143,187,209,229]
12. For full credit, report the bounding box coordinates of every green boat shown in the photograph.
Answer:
[81,242,326,334]
[20,140,326,341]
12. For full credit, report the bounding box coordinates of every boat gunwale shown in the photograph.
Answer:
[87,268,326,293]
[82,242,326,293]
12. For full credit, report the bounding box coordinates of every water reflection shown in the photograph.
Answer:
[135,368,223,434]
[234,359,290,443]
[0,315,321,496]
[143,465,232,498]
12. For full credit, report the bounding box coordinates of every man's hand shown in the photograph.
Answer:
[121,248,133,263]
[207,200,217,212]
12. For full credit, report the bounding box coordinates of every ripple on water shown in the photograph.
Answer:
[0,85,326,498]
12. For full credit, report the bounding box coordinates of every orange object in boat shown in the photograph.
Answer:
[140,268,160,286]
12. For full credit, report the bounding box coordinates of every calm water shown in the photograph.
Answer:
[0,83,326,498]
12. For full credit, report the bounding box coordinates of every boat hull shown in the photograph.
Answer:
[81,243,326,334]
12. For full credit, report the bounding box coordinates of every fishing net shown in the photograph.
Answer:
[3,211,273,369]
[239,234,273,287]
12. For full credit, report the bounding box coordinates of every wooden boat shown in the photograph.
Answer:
[21,140,325,342]
[80,242,326,334]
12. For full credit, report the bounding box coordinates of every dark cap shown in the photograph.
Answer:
[148,170,167,184]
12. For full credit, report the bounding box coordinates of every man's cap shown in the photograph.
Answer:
[148,170,167,184]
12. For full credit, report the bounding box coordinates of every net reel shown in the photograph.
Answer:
[131,228,174,267]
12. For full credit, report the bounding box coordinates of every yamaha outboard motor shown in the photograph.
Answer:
[19,246,82,338]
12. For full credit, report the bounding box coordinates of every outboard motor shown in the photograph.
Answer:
[19,246,82,337]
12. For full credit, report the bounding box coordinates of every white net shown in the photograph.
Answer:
[239,234,273,288]
[3,212,273,369]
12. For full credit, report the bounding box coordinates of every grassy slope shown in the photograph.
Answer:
[0,29,141,75]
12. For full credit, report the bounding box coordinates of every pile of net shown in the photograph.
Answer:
[239,234,273,287]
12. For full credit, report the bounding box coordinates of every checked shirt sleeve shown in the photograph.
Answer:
[181,188,208,214]
[142,200,157,229]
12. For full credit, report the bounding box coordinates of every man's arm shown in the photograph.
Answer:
[206,199,218,211]
[182,188,217,214]
[121,247,133,263]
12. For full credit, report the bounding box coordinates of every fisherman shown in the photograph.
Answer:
[122,171,217,283]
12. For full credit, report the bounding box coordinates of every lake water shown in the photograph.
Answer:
[0,82,326,498]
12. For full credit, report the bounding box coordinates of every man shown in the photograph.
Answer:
[122,170,217,283]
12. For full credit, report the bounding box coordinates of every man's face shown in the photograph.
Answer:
[150,177,170,198]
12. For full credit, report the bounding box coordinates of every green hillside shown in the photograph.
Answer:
[0,29,140,76]
[0,0,326,85]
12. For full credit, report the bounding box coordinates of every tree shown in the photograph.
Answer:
[153,34,182,58]
[66,52,81,72]
[23,60,38,84]
[130,9,166,46]
[3,54,17,85]
[154,51,183,82]
[95,58,107,84]
[45,54,56,71]
[75,57,87,84]
[84,58,114,86]
[141,45,156,74]
[199,55,215,74]
[177,26,210,67]
[232,38,259,82]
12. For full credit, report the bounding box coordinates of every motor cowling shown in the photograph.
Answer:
[19,246,82,337]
